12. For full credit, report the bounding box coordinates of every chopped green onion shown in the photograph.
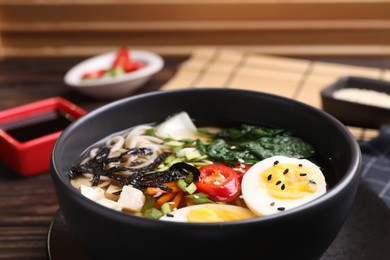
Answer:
[163,155,175,165]
[177,179,187,192]
[185,150,202,160]
[163,157,185,170]
[141,197,156,214]
[172,145,184,153]
[185,182,197,194]
[164,140,184,147]
[184,174,193,183]
[161,202,171,215]
[186,192,209,198]
[185,192,214,204]
[144,207,163,219]
[190,197,214,204]
[191,161,210,167]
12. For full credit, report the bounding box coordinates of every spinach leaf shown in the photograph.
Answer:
[202,138,258,164]
[198,124,316,164]
[238,136,316,159]
[216,124,285,140]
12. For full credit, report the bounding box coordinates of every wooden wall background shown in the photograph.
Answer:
[0,0,390,57]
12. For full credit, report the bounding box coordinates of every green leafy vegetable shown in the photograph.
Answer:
[198,124,316,164]
[216,124,285,140]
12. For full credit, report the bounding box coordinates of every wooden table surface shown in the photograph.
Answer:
[0,54,389,260]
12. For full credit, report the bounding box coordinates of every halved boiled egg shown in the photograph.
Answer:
[159,203,257,222]
[241,155,326,216]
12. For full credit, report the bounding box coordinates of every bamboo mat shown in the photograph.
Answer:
[161,47,385,142]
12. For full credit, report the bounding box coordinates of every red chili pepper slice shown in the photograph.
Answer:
[80,47,146,81]
[195,163,240,202]
[81,69,107,80]
[112,47,143,72]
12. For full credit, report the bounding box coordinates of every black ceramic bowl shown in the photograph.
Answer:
[51,88,361,259]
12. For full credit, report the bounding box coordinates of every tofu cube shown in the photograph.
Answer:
[117,185,146,212]
[97,198,122,211]
[79,185,105,201]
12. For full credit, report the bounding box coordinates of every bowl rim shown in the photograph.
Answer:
[51,88,362,226]
[63,49,164,88]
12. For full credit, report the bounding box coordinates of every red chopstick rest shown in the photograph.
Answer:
[0,97,86,176]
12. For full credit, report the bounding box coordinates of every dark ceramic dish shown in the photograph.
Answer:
[51,88,361,259]
[321,76,390,129]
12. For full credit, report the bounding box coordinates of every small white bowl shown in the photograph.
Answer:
[64,49,164,100]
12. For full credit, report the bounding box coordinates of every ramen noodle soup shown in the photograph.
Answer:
[68,111,328,222]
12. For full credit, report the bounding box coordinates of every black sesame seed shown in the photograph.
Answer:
[273,160,279,166]
[283,168,289,174]
[281,184,285,190]
[267,174,272,181]
[299,163,303,167]
[270,202,275,206]
[166,213,174,218]
[300,173,307,176]
[309,180,317,185]
[277,207,285,211]
[276,180,282,185]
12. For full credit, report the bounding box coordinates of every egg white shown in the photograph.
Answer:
[159,203,257,223]
[241,155,327,216]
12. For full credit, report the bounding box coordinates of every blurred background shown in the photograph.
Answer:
[0,0,389,58]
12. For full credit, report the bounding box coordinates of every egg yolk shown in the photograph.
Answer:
[186,205,255,222]
[260,163,323,199]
